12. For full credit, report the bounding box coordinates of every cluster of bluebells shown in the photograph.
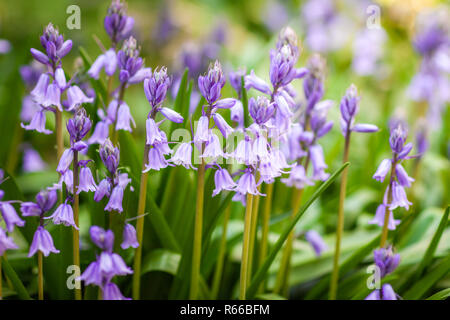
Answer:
[20,189,60,258]
[23,23,94,135]
[79,226,133,300]
[369,121,416,230]
[51,108,96,230]
[160,28,331,255]
[0,170,24,256]
[365,246,400,300]
[280,53,331,189]
[142,67,184,172]
[87,0,151,148]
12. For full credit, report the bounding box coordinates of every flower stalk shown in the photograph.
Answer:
[190,160,205,299]
[132,144,149,299]
[329,135,350,300]
[72,149,81,300]
[37,251,44,300]
[380,163,396,248]
[274,187,304,295]
[258,182,273,292]
[330,84,378,299]
[247,181,261,284]
[211,205,231,299]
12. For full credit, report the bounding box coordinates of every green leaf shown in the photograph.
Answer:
[146,193,181,253]
[413,206,450,280]
[1,257,32,300]
[426,288,450,300]
[202,191,234,255]
[141,249,181,276]
[403,255,450,300]
[255,293,287,300]
[246,162,350,298]
[174,68,189,114]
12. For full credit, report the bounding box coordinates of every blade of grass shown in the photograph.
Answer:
[1,257,31,300]
[403,254,450,300]
[413,206,449,280]
[426,288,450,300]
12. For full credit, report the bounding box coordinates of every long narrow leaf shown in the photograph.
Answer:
[403,255,450,299]
[426,288,450,300]
[1,257,32,300]
[246,162,350,298]
[414,206,449,279]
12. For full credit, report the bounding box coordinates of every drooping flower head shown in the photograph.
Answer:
[0,227,18,256]
[28,226,60,257]
[79,225,133,300]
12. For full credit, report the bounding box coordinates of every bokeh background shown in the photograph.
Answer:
[0,0,448,299]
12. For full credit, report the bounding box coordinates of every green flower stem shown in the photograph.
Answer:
[239,193,254,300]
[273,187,304,295]
[247,185,261,284]
[258,182,274,293]
[38,251,43,300]
[132,144,150,300]
[329,134,351,300]
[190,160,205,299]
[211,204,231,299]
[380,158,397,248]
[72,150,81,300]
